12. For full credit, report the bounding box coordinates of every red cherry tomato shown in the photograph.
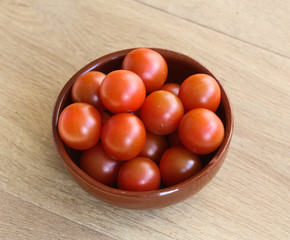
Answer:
[122,48,168,93]
[71,71,106,111]
[130,108,141,117]
[117,157,161,191]
[178,74,221,112]
[101,113,146,161]
[100,111,111,124]
[58,102,102,150]
[138,131,168,164]
[140,90,184,135]
[178,108,224,155]
[160,83,180,96]
[99,70,146,113]
[80,143,123,187]
[159,146,202,187]
[167,130,183,147]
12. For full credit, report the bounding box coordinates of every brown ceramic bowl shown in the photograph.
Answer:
[52,48,233,209]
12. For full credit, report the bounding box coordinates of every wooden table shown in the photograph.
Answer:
[1,1,289,239]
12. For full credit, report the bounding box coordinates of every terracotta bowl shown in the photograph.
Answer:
[52,48,234,209]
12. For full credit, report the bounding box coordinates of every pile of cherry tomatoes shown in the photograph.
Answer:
[58,48,225,191]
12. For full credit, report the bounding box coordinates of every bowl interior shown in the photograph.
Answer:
[52,48,233,200]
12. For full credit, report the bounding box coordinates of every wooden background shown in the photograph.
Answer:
[0,0,289,239]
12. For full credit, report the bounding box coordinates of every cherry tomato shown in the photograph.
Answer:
[101,113,146,161]
[138,131,168,164]
[159,146,202,187]
[178,108,224,155]
[167,130,183,147]
[160,83,180,96]
[80,143,123,187]
[71,71,106,111]
[130,108,141,117]
[99,70,146,113]
[178,74,221,112]
[140,90,184,135]
[117,157,161,191]
[100,111,111,124]
[58,102,102,150]
[122,48,168,93]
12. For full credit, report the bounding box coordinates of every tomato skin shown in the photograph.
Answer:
[99,70,146,113]
[71,71,106,111]
[138,131,168,164]
[100,111,111,124]
[140,90,184,135]
[160,83,180,96]
[58,103,102,150]
[159,146,202,187]
[167,130,183,147]
[117,157,161,191]
[101,113,146,161]
[122,48,168,93]
[80,143,123,187]
[178,108,224,155]
[178,74,221,112]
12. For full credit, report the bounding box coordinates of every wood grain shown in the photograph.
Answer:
[137,0,290,58]
[0,191,114,240]
[0,0,289,239]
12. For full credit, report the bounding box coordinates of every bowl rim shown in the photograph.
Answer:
[52,48,234,199]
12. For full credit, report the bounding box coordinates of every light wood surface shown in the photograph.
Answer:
[0,0,289,239]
